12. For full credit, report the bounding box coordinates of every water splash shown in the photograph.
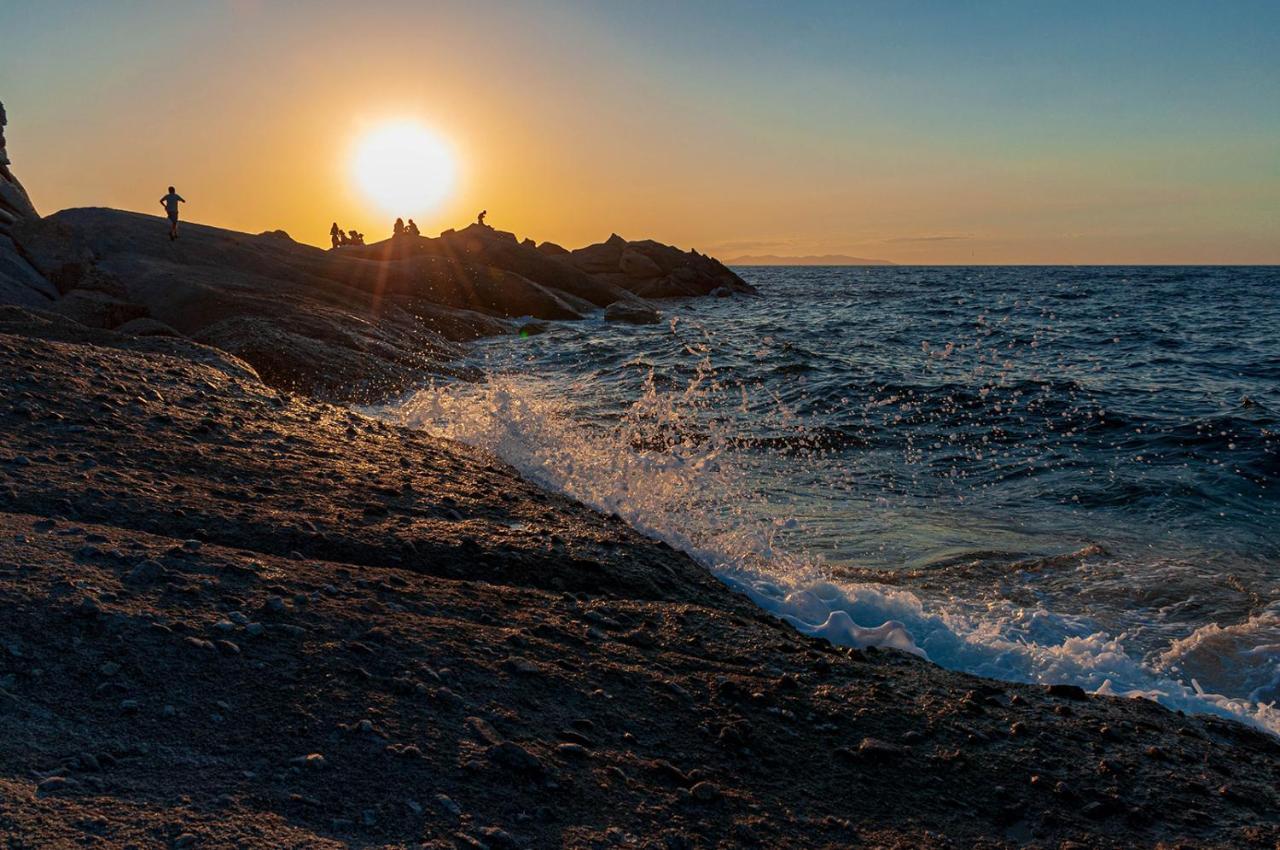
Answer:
[369,361,1279,735]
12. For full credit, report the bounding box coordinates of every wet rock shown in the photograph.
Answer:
[1045,683,1089,701]
[604,301,661,325]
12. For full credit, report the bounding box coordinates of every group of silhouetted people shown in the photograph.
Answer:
[392,217,421,238]
[329,222,366,247]
[157,182,495,249]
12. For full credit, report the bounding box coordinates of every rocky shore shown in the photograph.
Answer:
[2,113,1279,848]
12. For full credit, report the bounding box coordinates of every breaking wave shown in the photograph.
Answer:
[371,365,1280,735]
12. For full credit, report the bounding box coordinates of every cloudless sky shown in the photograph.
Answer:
[3,0,1277,262]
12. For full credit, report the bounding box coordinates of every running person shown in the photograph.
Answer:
[159,186,185,241]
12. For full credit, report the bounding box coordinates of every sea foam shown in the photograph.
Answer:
[368,365,1279,736]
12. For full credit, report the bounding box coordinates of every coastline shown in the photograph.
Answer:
[1,212,1279,846]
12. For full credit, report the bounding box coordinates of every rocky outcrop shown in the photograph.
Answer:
[604,300,662,324]
[568,233,757,299]
[0,205,753,400]
[351,222,647,309]
[1,327,1277,849]
[0,102,39,227]
[0,100,753,402]
[0,103,54,309]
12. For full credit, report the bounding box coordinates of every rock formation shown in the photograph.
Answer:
[0,102,55,309]
[0,109,754,401]
[568,233,755,298]
[0,101,39,225]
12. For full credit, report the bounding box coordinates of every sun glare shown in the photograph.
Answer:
[352,120,456,217]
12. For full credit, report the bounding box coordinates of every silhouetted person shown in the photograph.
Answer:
[159,186,185,241]
[406,219,420,236]
[477,209,487,226]
[393,217,405,237]
[348,230,365,246]
[330,222,342,249]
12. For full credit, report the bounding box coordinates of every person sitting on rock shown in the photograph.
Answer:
[159,186,185,241]
[393,217,405,238]
[348,230,365,246]
[477,209,487,226]
[406,218,420,236]
[330,222,343,248]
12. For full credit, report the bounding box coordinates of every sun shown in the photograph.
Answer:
[351,120,456,217]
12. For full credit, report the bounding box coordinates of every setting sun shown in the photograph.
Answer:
[351,120,456,218]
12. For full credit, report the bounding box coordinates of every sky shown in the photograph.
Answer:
[2,0,1278,263]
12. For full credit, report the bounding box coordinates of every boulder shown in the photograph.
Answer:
[619,249,663,279]
[604,301,661,325]
[537,241,569,257]
[569,234,755,299]
[570,233,628,274]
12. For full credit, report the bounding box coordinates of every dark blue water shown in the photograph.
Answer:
[379,266,1280,732]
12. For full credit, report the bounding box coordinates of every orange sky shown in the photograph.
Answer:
[3,2,1278,263]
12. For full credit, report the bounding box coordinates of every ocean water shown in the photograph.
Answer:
[372,266,1280,734]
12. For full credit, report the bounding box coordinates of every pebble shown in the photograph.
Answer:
[173,834,197,848]
[854,737,907,761]
[1046,683,1089,701]
[290,753,326,769]
[264,596,286,614]
[435,793,462,817]
[690,780,722,802]
[477,826,520,849]
[505,657,540,675]
[126,560,164,585]
[184,637,216,652]
[99,662,120,676]
[245,622,265,637]
[487,741,544,774]
[120,699,140,714]
[465,716,504,746]
[161,704,177,718]
[215,639,241,655]
[556,742,589,759]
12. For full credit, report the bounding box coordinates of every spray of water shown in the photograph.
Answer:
[367,361,1279,736]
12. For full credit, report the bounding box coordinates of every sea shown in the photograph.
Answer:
[373,266,1280,734]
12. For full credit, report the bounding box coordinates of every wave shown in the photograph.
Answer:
[367,369,1280,736]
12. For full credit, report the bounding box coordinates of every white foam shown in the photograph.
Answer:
[367,370,1280,736]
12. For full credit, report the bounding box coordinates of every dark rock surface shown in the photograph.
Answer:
[568,233,755,299]
[0,207,750,403]
[0,326,1278,849]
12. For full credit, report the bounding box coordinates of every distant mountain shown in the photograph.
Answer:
[724,253,895,266]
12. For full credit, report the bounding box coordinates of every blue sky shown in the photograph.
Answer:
[2,0,1277,261]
